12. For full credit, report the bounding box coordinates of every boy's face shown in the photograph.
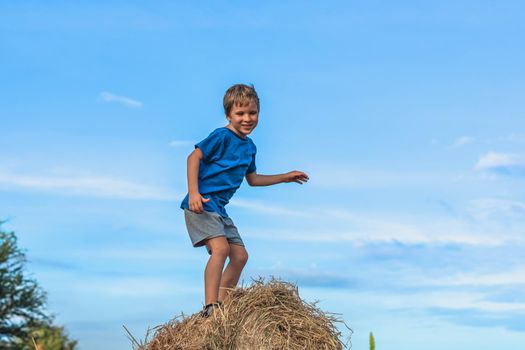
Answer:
[226,100,258,138]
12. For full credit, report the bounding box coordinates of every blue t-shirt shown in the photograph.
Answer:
[180,127,257,217]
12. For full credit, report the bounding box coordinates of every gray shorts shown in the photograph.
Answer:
[183,209,245,254]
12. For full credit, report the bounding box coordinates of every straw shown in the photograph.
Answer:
[139,278,352,350]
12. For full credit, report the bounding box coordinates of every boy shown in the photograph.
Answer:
[180,84,309,317]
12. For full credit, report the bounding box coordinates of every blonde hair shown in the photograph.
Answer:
[223,84,260,115]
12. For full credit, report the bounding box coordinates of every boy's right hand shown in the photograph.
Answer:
[188,192,210,214]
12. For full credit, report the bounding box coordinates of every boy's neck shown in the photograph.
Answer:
[225,125,247,139]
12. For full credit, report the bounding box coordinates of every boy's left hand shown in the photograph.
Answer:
[284,170,309,184]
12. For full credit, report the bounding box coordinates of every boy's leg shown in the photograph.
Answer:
[204,236,230,305]
[218,244,248,301]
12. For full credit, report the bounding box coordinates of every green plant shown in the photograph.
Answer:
[369,331,375,350]
[1,222,77,349]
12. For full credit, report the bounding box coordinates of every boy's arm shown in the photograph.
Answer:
[187,148,210,213]
[245,170,309,187]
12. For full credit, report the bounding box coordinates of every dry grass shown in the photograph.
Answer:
[129,278,351,350]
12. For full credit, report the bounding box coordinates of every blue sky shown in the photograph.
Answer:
[1,1,524,349]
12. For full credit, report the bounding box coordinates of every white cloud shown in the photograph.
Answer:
[244,208,514,246]
[230,198,307,217]
[75,276,200,297]
[0,171,179,201]
[308,168,447,189]
[468,198,525,220]
[307,288,525,314]
[384,291,525,313]
[229,194,525,247]
[169,140,194,147]
[1,166,523,247]
[487,134,525,145]
[421,267,525,287]
[99,91,143,108]
[475,151,524,171]
[64,247,199,262]
[452,135,474,148]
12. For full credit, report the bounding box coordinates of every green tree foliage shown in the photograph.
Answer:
[0,223,77,350]
[26,324,77,350]
[369,331,375,350]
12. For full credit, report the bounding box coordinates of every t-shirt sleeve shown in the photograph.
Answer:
[246,145,257,174]
[195,130,225,163]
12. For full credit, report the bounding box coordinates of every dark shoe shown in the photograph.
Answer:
[200,301,222,318]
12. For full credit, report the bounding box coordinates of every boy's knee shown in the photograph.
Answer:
[234,249,249,266]
[241,251,249,265]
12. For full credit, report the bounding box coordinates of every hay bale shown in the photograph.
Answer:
[141,278,351,350]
